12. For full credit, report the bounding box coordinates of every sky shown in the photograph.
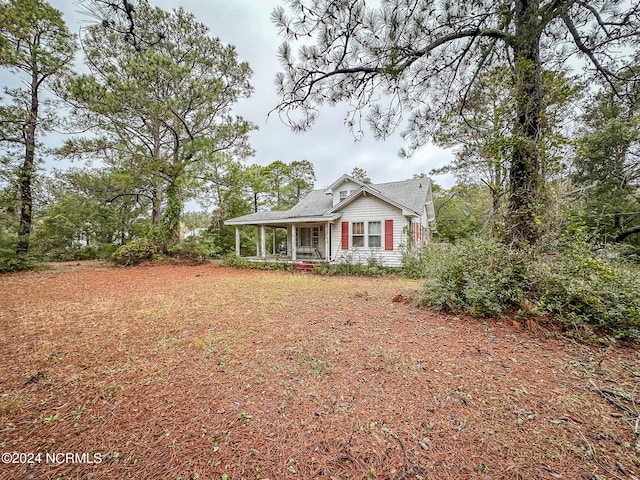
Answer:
[42,0,456,190]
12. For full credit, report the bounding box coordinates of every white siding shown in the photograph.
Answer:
[330,195,409,267]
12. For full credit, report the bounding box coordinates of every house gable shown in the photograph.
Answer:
[327,186,420,217]
[331,194,410,267]
[323,174,376,207]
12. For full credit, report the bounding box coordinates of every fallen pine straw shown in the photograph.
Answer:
[0,262,638,479]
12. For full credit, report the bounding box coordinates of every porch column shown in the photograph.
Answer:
[256,226,260,257]
[272,228,276,255]
[260,225,266,258]
[325,222,331,261]
[291,224,297,261]
[235,226,240,256]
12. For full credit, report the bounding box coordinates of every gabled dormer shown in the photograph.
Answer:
[324,174,378,207]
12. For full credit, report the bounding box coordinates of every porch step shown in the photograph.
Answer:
[294,262,315,272]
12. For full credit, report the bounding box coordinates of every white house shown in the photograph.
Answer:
[224,174,436,267]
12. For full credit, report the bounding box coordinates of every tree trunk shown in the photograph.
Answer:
[16,77,39,255]
[163,178,182,246]
[506,0,544,246]
[151,178,163,225]
[615,225,640,243]
[150,121,163,226]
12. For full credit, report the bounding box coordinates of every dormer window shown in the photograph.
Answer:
[339,190,348,201]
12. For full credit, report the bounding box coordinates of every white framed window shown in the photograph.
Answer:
[339,190,348,201]
[352,222,364,247]
[350,221,383,248]
[297,227,311,246]
[368,221,381,248]
[297,227,321,247]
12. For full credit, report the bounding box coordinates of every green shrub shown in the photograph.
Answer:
[534,248,640,342]
[418,238,532,317]
[0,234,39,273]
[47,243,117,262]
[402,244,444,278]
[96,243,118,260]
[401,248,426,279]
[166,238,214,264]
[313,257,395,276]
[43,246,99,262]
[417,236,640,342]
[221,254,293,271]
[222,255,395,275]
[111,239,160,266]
[222,254,252,269]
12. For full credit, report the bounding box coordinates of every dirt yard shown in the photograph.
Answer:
[0,262,638,479]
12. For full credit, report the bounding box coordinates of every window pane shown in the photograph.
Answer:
[352,222,364,247]
[369,235,381,248]
[368,221,381,235]
[300,227,311,246]
[352,236,364,247]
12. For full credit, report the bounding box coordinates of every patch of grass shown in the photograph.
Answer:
[0,394,21,416]
[296,347,331,378]
[192,333,236,366]
[238,411,252,423]
[42,412,61,423]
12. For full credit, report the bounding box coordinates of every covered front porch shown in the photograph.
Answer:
[229,215,341,263]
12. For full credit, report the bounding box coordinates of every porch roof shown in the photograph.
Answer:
[224,212,341,226]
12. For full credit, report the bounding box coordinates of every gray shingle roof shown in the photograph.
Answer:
[288,189,333,216]
[375,177,430,214]
[225,176,430,225]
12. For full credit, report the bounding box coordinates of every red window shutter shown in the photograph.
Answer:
[341,221,349,250]
[384,219,393,251]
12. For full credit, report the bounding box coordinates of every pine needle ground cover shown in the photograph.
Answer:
[0,263,638,479]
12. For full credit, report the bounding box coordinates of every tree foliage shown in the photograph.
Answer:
[29,168,147,259]
[243,160,316,212]
[433,67,579,228]
[75,0,158,51]
[574,67,640,244]
[350,167,371,184]
[61,4,255,246]
[432,183,491,241]
[0,0,77,254]
[272,0,639,246]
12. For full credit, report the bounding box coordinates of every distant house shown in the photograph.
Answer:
[224,174,436,267]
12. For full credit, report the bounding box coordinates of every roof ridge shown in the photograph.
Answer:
[374,177,426,187]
